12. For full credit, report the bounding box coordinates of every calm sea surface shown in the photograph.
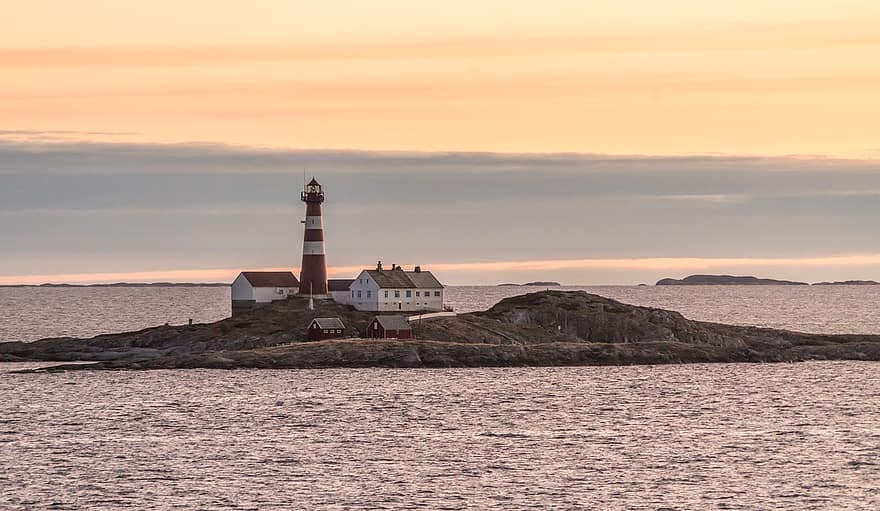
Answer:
[2,285,880,343]
[2,363,879,509]
[3,286,880,509]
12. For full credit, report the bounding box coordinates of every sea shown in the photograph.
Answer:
[3,284,880,343]
[2,286,880,509]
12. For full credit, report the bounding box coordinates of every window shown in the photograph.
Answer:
[323,329,328,334]
[406,290,412,298]
[351,290,354,298]
[384,290,389,298]
[367,290,372,298]
[434,291,441,297]
[357,290,362,298]
[415,291,420,297]
[394,290,400,298]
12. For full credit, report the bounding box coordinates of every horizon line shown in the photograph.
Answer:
[3,254,880,286]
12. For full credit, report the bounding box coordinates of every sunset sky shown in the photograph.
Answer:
[2,0,880,284]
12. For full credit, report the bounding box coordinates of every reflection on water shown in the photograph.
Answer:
[2,362,879,509]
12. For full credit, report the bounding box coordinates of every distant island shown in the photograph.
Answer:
[0,282,229,288]
[813,280,879,286]
[656,275,880,286]
[498,282,561,287]
[656,275,808,286]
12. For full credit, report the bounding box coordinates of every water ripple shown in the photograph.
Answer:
[2,362,879,509]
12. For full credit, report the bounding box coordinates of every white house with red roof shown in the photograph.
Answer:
[231,271,300,314]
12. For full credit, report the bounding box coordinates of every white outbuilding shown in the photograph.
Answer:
[328,279,355,304]
[346,262,445,312]
[231,271,300,315]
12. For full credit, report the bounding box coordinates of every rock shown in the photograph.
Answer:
[4,291,880,371]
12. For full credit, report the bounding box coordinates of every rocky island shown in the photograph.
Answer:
[3,291,880,372]
[657,275,809,285]
[498,281,561,287]
[813,280,880,286]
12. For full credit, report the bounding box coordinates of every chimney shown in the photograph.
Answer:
[377,260,383,271]
[414,266,421,273]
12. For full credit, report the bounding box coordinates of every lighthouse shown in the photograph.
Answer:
[299,177,329,296]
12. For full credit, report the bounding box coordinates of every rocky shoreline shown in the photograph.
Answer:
[3,291,880,371]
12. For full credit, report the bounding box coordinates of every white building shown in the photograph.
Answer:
[345,262,445,312]
[328,279,355,304]
[231,271,300,314]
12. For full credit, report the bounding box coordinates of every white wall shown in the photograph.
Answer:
[330,290,350,304]
[375,287,442,312]
[231,274,253,301]
[347,271,444,312]
[253,286,298,303]
[348,271,380,311]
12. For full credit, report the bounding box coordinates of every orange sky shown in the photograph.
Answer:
[3,1,880,284]
[3,0,880,156]
[6,255,880,286]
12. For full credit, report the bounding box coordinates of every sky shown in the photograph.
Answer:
[2,1,879,284]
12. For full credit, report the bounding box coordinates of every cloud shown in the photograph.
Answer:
[4,206,299,217]
[426,255,880,273]
[1,137,879,283]
[1,137,878,177]
[0,129,140,144]
[0,129,138,136]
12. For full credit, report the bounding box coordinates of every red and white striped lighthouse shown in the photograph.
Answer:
[299,177,329,296]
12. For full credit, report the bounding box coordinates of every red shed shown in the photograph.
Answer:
[307,317,346,341]
[366,315,412,339]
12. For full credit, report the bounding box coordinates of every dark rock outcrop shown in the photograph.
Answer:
[4,291,880,371]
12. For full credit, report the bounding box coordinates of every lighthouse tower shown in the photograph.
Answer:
[299,177,329,296]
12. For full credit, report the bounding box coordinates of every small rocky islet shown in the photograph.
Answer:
[497,281,561,287]
[3,290,880,372]
[656,274,880,286]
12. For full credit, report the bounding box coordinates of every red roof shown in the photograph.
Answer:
[239,271,299,288]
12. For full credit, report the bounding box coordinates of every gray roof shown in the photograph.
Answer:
[366,269,443,289]
[328,279,355,292]
[406,271,444,289]
[311,317,345,329]
[366,269,415,288]
[239,271,299,288]
[373,315,411,331]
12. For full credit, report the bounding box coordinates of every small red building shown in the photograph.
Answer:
[307,317,346,341]
[366,315,412,339]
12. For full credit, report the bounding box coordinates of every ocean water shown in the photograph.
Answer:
[3,287,880,509]
[1,285,879,343]
[2,363,879,509]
